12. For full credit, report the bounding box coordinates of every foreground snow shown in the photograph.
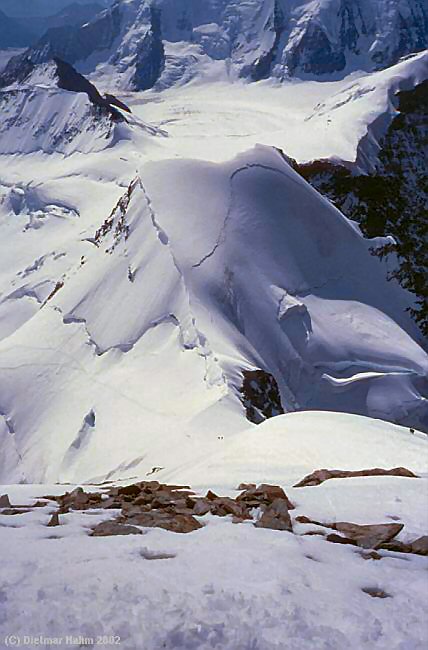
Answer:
[1,412,427,649]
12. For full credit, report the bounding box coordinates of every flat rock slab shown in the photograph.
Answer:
[124,512,203,534]
[328,522,404,549]
[294,467,418,488]
[91,521,144,537]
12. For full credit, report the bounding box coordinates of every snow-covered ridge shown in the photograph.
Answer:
[1,0,427,91]
[0,145,427,484]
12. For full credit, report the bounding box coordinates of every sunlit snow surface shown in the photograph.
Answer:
[0,51,428,483]
[0,413,427,649]
[0,23,428,648]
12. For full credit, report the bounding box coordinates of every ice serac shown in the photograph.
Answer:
[1,0,427,90]
[0,146,426,483]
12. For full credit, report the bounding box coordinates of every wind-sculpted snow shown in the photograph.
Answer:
[0,146,426,483]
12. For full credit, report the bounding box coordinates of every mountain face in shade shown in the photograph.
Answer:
[1,0,427,91]
[0,9,37,48]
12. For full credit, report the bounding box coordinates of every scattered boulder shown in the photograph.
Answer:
[210,497,251,519]
[360,551,382,561]
[362,587,391,599]
[238,483,294,510]
[296,515,404,550]
[294,467,418,488]
[410,536,428,556]
[255,498,292,532]
[327,522,403,549]
[380,535,428,556]
[0,494,11,508]
[47,512,60,527]
[124,511,203,534]
[91,521,144,537]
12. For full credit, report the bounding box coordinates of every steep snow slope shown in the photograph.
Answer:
[2,0,427,90]
[0,145,427,483]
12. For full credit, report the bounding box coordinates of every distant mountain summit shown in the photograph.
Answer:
[1,0,427,90]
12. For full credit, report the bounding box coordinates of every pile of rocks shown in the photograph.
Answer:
[42,480,295,536]
[1,467,426,557]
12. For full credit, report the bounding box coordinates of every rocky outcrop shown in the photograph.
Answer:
[2,0,426,90]
[293,467,418,488]
[240,369,284,424]
[132,7,165,91]
[54,58,125,121]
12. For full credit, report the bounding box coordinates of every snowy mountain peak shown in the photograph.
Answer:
[1,0,427,90]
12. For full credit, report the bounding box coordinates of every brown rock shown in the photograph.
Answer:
[47,513,60,527]
[206,490,219,501]
[294,467,418,488]
[326,533,355,546]
[237,483,256,491]
[125,511,203,534]
[211,497,250,519]
[237,484,294,509]
[328,522,403,549]
[0,494,11,508]
[360,551,382,561]
[100,497,123,510]
[255,498,292,532]
[117,484,141,498]
[379,540,412,553]
[295,515,324,526]
[380,535,428,556]
[91,521,144,537]
[192,499,212,516]
[362,587,391,599]
[0,508,31,516]
[411,536,428,556]
[132,494,152,507]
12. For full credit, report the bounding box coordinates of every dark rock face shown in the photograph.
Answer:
[250,0,285,81]
[240,369,284,424]
[299,81,428,339]
[287,0,427,75]
[288,22,346,76]
[54,58,124,121]
[132,7,165,91]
